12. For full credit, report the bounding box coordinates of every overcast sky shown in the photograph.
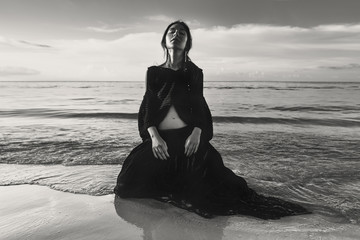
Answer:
[1,0,360,81]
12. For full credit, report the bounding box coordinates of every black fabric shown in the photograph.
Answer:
[116,62,310,219]
[114,126,310,219]
[138,61,213,141]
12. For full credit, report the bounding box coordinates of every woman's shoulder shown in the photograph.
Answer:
[146,65,166,79]
[146,65,172,74]
[146,61,203,72]
[185,61,203,83]
[185,61,202,72]
[147,65,160,72]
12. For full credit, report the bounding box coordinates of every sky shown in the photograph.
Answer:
[0,0,360,81]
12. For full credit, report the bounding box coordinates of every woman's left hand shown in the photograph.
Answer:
[184,127,202,157]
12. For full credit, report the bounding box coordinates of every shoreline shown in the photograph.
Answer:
[1,185,360,240]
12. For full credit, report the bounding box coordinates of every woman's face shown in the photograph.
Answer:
[165,23,188,51]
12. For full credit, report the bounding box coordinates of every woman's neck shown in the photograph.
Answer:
[166,49,184,70]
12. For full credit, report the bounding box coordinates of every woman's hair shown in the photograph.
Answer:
[161,20,192,62]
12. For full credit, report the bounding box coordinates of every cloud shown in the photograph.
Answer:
[0,36,52,49]
[189,23,360,80]
[6,32,165,81]
[314,24,360,33]
[86,26,126,33]
[1,23,360,81]
[0,66,40,76]
[319,63,360,70]
[193,23,360,48]
[145,15,201,28]
[18,40,52,48]
[192,23,360,60]
[85,23,127,33]
[145,15,175,23]
[186,19,202,27]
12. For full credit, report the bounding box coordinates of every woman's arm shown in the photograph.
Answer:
[184,66,206,156]
[184,127,202,157]
[190,66,213,140]
[138,67,159,140]
[184,64,213,144]
[190,69,207,130]
[147,126,169,160]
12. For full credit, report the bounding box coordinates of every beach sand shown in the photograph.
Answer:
[1,185,359,240]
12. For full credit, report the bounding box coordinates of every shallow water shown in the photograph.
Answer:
[2,185,360,240]
[1,80,359,224]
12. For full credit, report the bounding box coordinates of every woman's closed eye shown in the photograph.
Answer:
[168,29,186,36]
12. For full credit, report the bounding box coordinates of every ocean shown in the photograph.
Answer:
[0,80,359,224]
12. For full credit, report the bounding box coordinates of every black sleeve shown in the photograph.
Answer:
[138,67,158,140]
[190,67,213,141]
[191,69,205,129]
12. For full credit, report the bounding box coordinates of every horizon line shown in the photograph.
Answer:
[1,80,360,83]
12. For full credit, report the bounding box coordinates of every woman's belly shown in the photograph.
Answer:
[158,105,188,130]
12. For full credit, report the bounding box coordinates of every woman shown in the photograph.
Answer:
[114,20,310,219]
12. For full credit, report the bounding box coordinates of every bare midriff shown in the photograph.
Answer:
[158,105,187,130]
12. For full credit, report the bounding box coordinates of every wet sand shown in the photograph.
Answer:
[1,185,359,240]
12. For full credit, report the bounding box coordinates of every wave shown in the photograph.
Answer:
[212,116,360,127]
[70,97,96,101]
[0,109,138,119]
[205,84,360,91]
[270,106,360,112]
[2,109,360,127]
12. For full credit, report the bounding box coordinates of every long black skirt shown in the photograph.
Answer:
[114,126,310,219]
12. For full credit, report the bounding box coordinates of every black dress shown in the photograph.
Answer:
[114,62,310,219]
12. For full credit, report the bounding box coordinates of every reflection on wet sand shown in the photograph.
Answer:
[114,195,230,240]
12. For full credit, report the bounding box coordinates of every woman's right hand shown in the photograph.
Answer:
[151,135,170,160]
[147,126,170,160]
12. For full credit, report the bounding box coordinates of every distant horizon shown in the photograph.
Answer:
[1,80,359,83]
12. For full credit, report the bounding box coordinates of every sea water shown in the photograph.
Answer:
[0,80,359,224]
